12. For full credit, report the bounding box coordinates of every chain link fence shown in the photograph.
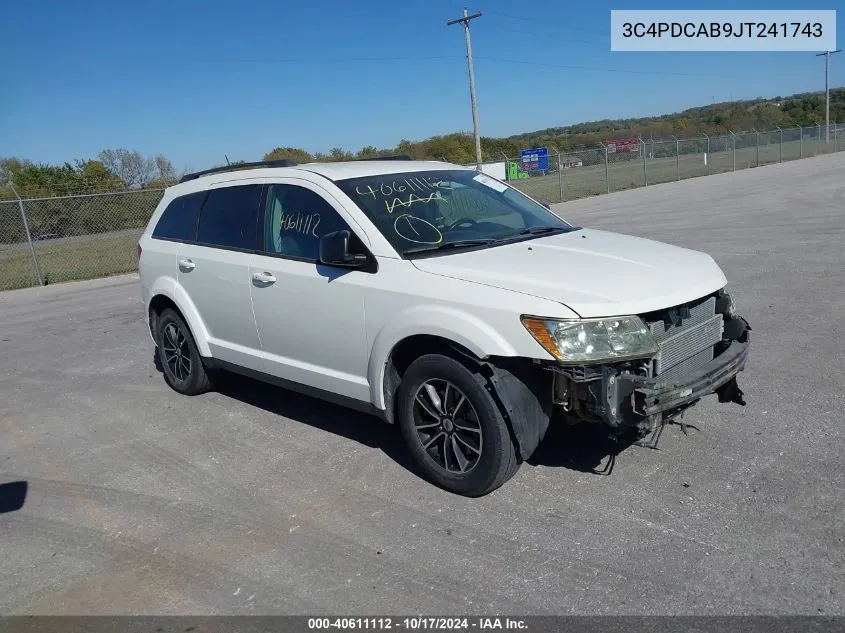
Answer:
[0,188,164,291]
[2,123,844,292]
[504,124,844,204]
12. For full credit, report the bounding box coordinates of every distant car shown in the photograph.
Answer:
[34,233,59,241]
[137,157,751,497]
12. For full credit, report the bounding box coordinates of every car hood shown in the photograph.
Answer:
[411,228,728,317]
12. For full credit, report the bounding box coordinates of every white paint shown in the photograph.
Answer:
[473,172,508,192]
[477,161,507,181]
[411,228,727,317]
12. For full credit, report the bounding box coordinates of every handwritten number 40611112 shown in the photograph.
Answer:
[355,177,452,201]
[281,212,321,238]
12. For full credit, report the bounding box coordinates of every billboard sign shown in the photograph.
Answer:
[606,138,640,154]
[520,147,549,171]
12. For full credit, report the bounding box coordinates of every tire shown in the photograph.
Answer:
[156,308,213,396]
[397,354,521,497]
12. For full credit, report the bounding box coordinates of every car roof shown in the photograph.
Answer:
[296,159,472,181]
[165,159,474,196]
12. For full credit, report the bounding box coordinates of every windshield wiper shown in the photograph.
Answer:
[486,226,571,245]
[516,226,570,236]
[404,228,572,256]
[404,239,496,256]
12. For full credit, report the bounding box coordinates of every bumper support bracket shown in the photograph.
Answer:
[627,338,750,418]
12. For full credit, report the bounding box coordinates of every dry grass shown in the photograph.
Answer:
[0,232,141,291]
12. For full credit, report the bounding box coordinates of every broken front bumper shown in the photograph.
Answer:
[550,312,750,430]
[625,338,750,418]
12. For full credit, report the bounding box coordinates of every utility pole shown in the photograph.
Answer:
[816,49,842,144]
[448,7,483,170]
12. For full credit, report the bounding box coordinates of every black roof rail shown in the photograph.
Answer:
[178,159,297,183]
[350,154,414,162]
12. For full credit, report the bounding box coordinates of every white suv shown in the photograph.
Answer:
[138,157,751,496]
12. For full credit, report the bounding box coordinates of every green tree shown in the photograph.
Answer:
[329,147,353,161]
[8,162,80,197]
[356,145,379,158]
[1,158,127,199]
[0,157,33,189]
[263,147,314,163]
[78,160,125,191]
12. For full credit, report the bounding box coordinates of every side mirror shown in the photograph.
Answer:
[542,202,551,210]
[319,230,369,268]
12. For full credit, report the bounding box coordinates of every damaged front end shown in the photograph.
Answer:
[535,289,751,439]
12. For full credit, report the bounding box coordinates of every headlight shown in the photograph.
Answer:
[521,315,659,363]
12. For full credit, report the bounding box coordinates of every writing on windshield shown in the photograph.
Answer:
[336,169,570,255]
[355,177,453,215]
[393,214,443,245]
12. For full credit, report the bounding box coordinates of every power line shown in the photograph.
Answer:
[484,9,610,34]
[483,25,596,46]
[336,13,431,23]
[194,53,740,79]
[190,53,817,84]
[473,56,750,78]
[192,55,463,64]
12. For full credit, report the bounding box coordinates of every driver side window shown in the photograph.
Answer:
[263,184,350,261]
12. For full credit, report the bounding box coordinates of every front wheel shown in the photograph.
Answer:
[397,354,521,497]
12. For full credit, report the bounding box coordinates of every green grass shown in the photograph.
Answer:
[0,232,142,292]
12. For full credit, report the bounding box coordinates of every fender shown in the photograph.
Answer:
[147,276,212,358]
[368,305,519,410]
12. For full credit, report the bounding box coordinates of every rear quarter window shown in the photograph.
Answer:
[195,184,263,250]
[152,192,205,241]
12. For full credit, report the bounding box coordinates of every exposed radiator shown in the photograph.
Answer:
[658,347,715,381]
[644,296,723,377]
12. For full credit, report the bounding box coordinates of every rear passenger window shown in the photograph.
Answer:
[196,185,262,250]
[152,192,205,241]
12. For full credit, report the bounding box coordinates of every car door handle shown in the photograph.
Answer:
[178,258,196,271]
[252,271,276,285]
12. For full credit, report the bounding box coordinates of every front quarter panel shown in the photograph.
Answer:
[365,259,577,410]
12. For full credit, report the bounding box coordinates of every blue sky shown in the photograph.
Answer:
[0,0,841,172]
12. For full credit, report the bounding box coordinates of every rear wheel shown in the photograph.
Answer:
[397,354,521,497]
[156,308,213,396]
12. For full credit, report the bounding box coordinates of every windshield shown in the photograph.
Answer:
[334,169,577,257]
